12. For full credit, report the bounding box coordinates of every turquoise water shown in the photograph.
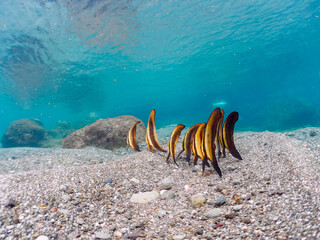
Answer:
[1,0,320,138]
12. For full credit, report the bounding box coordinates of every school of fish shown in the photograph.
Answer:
[126,108,242,177]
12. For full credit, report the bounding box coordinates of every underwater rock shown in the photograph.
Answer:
[41,121,76,147]
[46,121,75,139]
[62,115,146,150]
[1,119,45,148]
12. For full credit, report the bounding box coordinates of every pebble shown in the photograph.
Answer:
[173,234,185,240]
[36,236,49,240]
[128,229,146,238]
[215,185,224,192]
[51,206,58,212]
[76,217,84,225]
[233,205,243,211]
[4,198,16,208]
[217,222,223,227]
[242,217,251,224]
[215,195,226,206]
[60,209,70,216]
[114,231,123,237]
[309,130,317,137]
[225,212,237,219]
[204,208,222,218]
[160,190,176,200]
[275,189,285,195]
[95,231,111,239]
[221,189,228,195]
[61,194,71,202]
[75,207,83,212]
[6,225,14,230]
[191,193,206,207]
[109,226,116,232]
[105,179,113,184]
[195,227,204,235]
[130,177,140,184]
[130,191,159,203]
[159,177,173,190]
[189,178,196,184]
[122,179,130,186]
[157,210,167,218]
[12,218,19,224]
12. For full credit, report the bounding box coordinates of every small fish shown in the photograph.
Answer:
[212,100,227,107]
[126,121,141,151]
[146,109,167,152]
[222,112,242,160]
[165,124,185,166]
[193,122,206,166]
[177,123,201,164]
[217,109,225,158]
[204,108,222,177]
[191,133,199,166]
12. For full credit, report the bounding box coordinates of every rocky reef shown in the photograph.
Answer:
[62,115,146,150]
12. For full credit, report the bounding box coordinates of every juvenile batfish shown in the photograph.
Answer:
[192,134,199,166]
[194,122,206,160]
[126,121,141,152]
[165,124,185,166]
[204,108,222,177]
[177,123,201,165]
[217,109,225,158]
[193,123,211,171]
[146,109,167,152]
[222,112,242,160]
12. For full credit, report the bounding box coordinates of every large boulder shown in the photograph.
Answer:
[62,115,146,150]
[2,119,45,148]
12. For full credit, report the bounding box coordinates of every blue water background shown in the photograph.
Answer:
[1,0,320,138]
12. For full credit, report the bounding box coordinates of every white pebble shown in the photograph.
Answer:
[36,236,49,240]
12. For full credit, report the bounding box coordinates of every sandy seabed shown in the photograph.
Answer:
[0,128,319,239]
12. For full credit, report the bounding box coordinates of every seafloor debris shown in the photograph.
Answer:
[126,108,242,177]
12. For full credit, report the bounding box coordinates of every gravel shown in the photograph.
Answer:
[0,128,319,239]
